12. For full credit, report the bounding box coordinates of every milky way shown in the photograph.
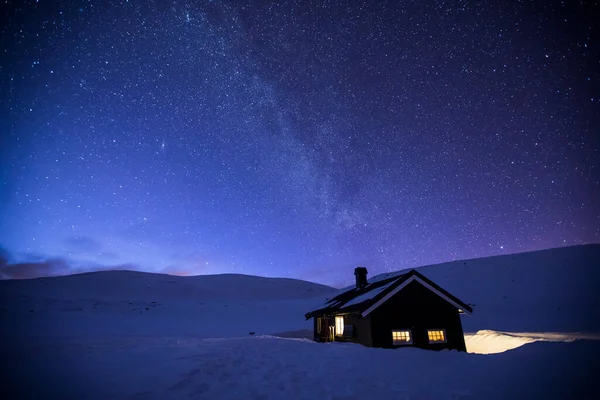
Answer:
[1,0,598,286]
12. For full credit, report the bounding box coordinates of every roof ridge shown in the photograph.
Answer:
[305,269,472,320]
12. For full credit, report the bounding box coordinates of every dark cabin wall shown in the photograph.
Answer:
[370,280,467,351]
[338,312,372,347]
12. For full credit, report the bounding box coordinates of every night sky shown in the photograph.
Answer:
[1,0,598,286]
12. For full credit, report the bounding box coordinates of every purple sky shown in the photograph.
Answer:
[1,0,599,287]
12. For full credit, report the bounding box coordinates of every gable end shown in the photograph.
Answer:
[361,275,472,317]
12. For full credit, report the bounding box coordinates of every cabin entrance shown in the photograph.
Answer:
[317,316,335,342]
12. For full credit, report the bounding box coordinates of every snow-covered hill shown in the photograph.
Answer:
[2,244,599,339]
[0,269,334,302]
[1,245,599,399]
[0,271,334,338]
[369,243,600,333]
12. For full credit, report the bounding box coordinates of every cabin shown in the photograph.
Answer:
[305,267,472,351]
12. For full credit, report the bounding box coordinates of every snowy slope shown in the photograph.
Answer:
[0,269,334,302]
[369,244,600,333]
[1,245,599,398]
[2,244,599,339]
[0,271,334,338]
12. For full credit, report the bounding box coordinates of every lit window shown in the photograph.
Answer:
[335,316,344,336]
[428,329,447,343]
[392,330,412,345]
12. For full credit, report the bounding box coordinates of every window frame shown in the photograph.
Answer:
[427,329,447,343]
[391,330,413,345]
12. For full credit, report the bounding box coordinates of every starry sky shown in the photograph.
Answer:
[1,0,598,286]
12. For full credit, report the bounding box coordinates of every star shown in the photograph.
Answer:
[0,0,597,284]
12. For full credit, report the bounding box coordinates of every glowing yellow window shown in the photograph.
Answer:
[335,316,344,336]
[392,330,412,345]
[428,329,446,343]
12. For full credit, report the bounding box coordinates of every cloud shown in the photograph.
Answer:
[0,246,122,279]
[0,248,207,280]
[0,257,72,280]
[0,257,147,280]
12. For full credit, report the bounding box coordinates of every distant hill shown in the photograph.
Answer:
[2,244,598,340]
[0,270,335,303]
[0,270,335,338]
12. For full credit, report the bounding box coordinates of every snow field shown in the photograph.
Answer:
[2,244,600,398]
[2,335,598,400]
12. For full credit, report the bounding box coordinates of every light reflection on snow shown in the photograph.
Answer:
[464,330,600,354]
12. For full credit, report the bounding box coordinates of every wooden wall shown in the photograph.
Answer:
[369,280,467,351]
[339,312,373,347]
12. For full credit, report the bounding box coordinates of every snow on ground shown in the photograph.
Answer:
[464,330,600,354]
[2,335,599,399]
[1,244,600,398]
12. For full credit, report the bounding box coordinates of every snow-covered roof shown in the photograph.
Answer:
[305,269,473,319]
[341,280,396,308]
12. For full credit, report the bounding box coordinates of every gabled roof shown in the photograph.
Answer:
[305,269,472,320]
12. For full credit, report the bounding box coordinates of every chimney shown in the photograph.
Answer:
[354,267,368,289]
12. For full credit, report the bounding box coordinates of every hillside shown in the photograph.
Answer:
[366,244,600,333]
[2,244,599,339]
[0,269,334,302]
[0,270,335,338]
[1,245,599,399]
